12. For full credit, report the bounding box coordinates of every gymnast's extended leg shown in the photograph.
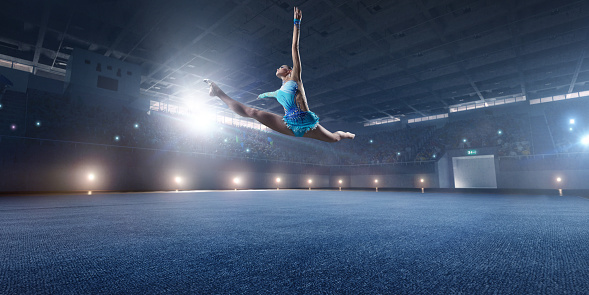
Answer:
[206,80,295,136]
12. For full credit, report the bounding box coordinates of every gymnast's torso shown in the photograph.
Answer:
[258,80,319,137]
[276,80,308,112]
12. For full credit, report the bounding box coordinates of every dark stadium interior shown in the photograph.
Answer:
[1,0,589,293]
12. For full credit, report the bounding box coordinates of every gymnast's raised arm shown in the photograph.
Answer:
[291,7,302,82]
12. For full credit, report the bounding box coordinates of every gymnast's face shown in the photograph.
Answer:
[276,65,291,78]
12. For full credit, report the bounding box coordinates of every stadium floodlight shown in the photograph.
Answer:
[246,149,250,152]
[570,127,573,131]
[369,139,374,143]
[397,152,401,156]
[187,111,216,133]
[114,135,120,141]
[11,124,16,130]
[570,119,575,124]
[463,138,467,142]
[433,154,437,158]
[581,135,589,145]
[185,99,196,110]
[498,130,502,135]
[36,121,41,127]
[0,103,2,109]
[134,123,139,129]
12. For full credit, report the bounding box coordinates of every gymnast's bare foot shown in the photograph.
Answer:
[335,131,355,140]
[204,79,220,96]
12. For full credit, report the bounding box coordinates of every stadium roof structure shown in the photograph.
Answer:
[0,0,588,124]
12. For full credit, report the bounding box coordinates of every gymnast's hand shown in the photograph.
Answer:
[294,7,302,20]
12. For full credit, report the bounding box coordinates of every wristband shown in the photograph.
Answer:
[294,19,301,29]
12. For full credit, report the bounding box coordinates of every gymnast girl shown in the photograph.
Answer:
[205,7,355,142]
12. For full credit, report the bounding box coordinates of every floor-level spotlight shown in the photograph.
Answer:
[420,178,425,193]
[308,179,313,190]
[375,179,379,192]
[175,176,182,192]
[556,177,563,196]
[233,177,240,191]
[88,173,95,195]
[276,177,281,190]
[338,179,343,191]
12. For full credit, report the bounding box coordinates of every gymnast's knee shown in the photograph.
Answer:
[244,108,258,118]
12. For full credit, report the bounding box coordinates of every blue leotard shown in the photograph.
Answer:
[258,80,319,137]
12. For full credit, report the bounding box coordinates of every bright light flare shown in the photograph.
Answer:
[185,99,196,111]
[556,177,562,182]
[186,112,216,133]
[175,176,182,184]
[581,135,589,145]
[276,177,281,183]
[308,179,313,184]
[374,179,379,183]
[233,177,240,184]
[88,173,95,181]
[338,179,343,184]
[420,178,424,183]
[570,119,575,124]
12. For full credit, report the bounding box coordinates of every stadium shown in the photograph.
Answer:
[1,0,589,293]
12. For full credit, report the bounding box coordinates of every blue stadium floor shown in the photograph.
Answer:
[2,190,589,294]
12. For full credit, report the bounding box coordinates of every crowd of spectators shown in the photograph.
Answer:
[2,89,584,165]
[332,126,436,164]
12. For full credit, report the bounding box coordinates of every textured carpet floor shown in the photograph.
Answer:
[1,190,589,294]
